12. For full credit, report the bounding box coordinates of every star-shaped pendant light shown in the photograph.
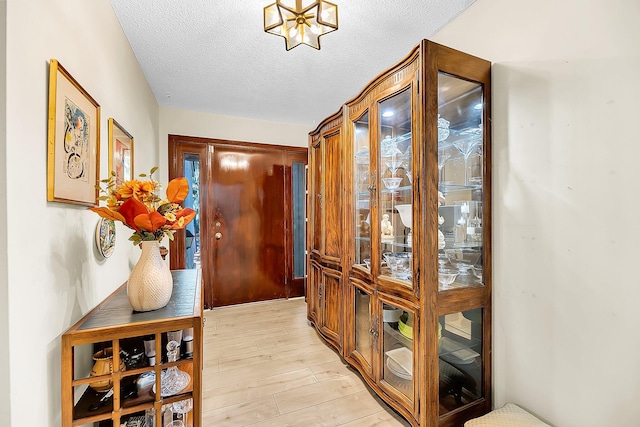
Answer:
[264,0,338,50]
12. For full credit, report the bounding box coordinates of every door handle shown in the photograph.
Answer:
[215,232,222,240]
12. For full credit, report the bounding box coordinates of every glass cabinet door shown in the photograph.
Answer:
[353,111,372,271]
[352,281,373,373]
[437,73,485,291]
[378,88,413,286]
[380,298,415,402]
[438,308,483,414]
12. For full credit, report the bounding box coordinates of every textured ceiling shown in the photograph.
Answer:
[109,0,476,127]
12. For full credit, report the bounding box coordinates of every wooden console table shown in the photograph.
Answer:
[61,269,203,427]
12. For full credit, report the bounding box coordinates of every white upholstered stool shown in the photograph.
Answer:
[464,403,550,427]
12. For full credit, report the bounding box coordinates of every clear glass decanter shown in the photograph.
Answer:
[159,340,190,397]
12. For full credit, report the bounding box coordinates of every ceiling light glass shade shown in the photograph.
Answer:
[264,0,338,50]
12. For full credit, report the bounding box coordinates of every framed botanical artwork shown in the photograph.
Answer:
[108,118,134,183]
[47,59,101,206]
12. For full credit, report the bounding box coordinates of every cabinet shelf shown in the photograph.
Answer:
[383,322,413,348]
[380,185,412,194]
[438,183,482,193]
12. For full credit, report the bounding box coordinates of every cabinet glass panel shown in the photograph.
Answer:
[438,308,483,415]
[381,301,413,400]
[378,88,412,285]
[354,111,372,270]
[354,286,372,366]
[292,161,306,278]
[437,73,484,291]
[183,154,201,269]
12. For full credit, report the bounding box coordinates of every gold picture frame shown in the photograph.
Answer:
[108,118,134,183]
[47,59,101,206]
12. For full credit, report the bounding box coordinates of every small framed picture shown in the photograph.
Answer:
[47,59,100,206]
[108,118,134,183]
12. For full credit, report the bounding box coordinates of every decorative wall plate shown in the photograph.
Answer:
[95,217,116,258]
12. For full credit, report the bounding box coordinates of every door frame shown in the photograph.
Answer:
[168,134,308,308]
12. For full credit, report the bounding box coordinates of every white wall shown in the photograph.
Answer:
[0,0,9,420]
[5,1,159,425]
[158,107,310,181]
[434,0,640,425]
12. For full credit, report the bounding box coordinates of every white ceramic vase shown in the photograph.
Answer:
[127,240,173,312]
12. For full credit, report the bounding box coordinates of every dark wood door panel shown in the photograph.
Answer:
[169,135,307,308]
[211,145,286,307]
[321,267,342,344]
[323,132,343,263]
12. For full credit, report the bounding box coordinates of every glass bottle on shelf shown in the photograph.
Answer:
[454,202,468,245]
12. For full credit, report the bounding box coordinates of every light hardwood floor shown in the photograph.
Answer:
[202,297,410,426]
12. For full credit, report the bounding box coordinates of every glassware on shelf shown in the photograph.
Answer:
[472,265,483,283]
[444,248,481,276]
[454,203,469,245]
[438,114,450,142]
[438,191,447,249]
[438,268,459,290]
[453,200,482,245]
[385,158,404,177]
[356,162,370,193]
[381,136,402,158]
[467,212,482,244]
[167,330,183,359]
[404,160,412,184]
[382,177,403,189]
[144,335,156,366]
[383,252,411,280]
[145,408,156,427]
[169,398,193,426]
[438,252,448,268]
[452,126,482,185]
[156,340,191,397]
[438,145,453,184]
[182,328,194,358]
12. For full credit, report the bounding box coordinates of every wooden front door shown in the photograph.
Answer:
[169,135,307,308]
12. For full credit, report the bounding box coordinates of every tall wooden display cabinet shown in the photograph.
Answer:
[307,40,492,427]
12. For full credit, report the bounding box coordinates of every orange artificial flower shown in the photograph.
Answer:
[90,168,196,245]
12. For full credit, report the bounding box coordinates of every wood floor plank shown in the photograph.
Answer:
[274,375,367,414]
[203,347,339,390]
[203,368,317,411]
[339,410,409,426]
[245,390,387,427]
[202,395,280,426]
[203,357,219,374]
[309,360,354,382]
[218,340,331,372]
[254,329,319,350]
[204,339,260,360]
